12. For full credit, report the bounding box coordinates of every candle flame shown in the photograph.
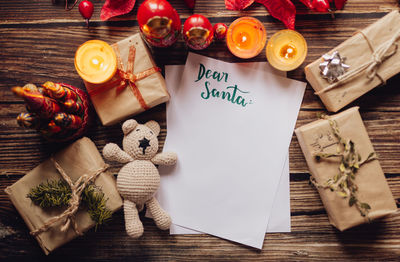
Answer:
[280,43,297,59]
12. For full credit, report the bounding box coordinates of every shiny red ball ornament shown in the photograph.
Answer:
[137,0,182,48]
[213,23,228,40]
[183,14,214,50]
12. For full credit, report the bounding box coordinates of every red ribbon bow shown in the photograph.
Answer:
[89,44,161,111]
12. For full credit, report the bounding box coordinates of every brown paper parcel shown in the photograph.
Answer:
[5,137,123,254]
[85,33,169,126]
[305,11,400,112]
[295,107,397,231]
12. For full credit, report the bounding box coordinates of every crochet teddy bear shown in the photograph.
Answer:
[102,119,177,238]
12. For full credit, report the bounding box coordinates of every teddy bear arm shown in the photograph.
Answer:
[103,143,134,163]
[151,152,177,166]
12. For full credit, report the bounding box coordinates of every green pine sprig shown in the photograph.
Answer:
[81,184,113,230]
[27,180,71,208]
[27,180,112,229]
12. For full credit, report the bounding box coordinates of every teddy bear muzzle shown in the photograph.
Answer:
[138,137,150,155]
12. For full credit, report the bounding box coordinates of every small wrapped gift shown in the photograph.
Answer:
[295,107,397,231]
[305,11,400,112]
[84,33,169,125]
[5,137,123,254]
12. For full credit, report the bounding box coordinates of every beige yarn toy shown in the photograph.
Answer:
[103,119,177,238]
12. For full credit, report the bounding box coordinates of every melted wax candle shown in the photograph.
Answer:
[226,17,267,59]
[266,29,307,71]
[74,40,117,84]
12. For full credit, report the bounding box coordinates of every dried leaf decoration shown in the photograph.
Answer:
[101,0,136,21]
[225,0,296,29]
[225,0,347,29]
[311,117,376,218]
[256,0,296,30]
[225,0,255,10]
[298,0,313,9]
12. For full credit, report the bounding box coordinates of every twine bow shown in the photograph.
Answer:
[30,158,108,237]
[88,44,161,111]
[366,41,398,80]
[315,29,400,96]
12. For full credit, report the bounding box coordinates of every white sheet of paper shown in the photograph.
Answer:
[170,155,290,234]
[160,64,291,235]
[157,53,305,249]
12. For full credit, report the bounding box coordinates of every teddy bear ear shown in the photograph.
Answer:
[145,120,160,136]
[122,119,138,135]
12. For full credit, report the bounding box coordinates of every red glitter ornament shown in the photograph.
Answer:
[137,0,181,47]
[213,23,228,40]
[183,14,214,50]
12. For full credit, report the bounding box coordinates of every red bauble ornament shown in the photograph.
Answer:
[183,14,214,50]
[138,0,182,48]
[213,23,228,40]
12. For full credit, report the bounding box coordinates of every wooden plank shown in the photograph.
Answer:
[3,78,400,111]
[1,173,398,216]
[0,207,399,260]
[0,0,190,23]
[2,17,400,108]
[1,109,400,173]
[0,0,398,23]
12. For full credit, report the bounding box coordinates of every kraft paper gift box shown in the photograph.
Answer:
[5,137,123,254]
[84,33,170,126]
[305,11,400,112]
[295,107,397,231]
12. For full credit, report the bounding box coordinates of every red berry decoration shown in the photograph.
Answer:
[183,14,214,50]
[183,0,196,9]
[79,0,94,28]
[138,0,182,48]
[335,0,347,10]
[213,23,228,40]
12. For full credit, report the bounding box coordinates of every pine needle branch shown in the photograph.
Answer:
[27,180,112,228]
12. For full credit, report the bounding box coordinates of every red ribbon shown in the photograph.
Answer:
[88,44,161,111]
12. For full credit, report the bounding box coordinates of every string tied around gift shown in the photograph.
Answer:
[30,158,109,237]
[366,42,398,80]
[87,44,161,111]
[310,115,377,219]
[315,29,400,96]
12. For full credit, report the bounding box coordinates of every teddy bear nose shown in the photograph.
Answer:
[138,137,150,155]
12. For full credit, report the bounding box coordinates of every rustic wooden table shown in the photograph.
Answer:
[1,0,400,260]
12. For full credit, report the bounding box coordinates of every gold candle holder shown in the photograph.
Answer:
[266,29,307,71]
[226,17,267,59]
